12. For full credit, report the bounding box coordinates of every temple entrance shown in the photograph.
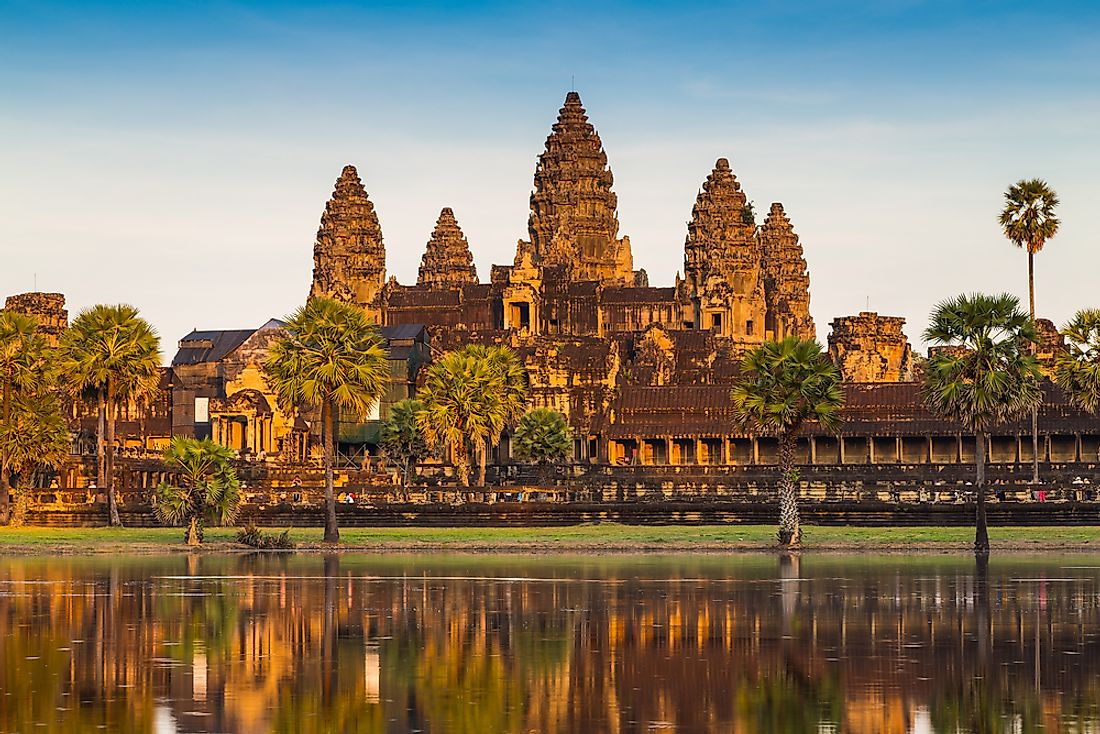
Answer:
[509,302,531,331]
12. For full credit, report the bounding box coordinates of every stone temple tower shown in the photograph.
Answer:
[522,92,635,285]
[759,202,815,340]
[417,207,479,288]
[682,158,767,344]
[309,165,386,321]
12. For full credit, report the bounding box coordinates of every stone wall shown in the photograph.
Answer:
[828,312,914,382]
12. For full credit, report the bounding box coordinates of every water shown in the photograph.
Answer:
[1,553,1098,733]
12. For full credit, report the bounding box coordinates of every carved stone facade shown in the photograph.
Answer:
[524,91,636,286]
[760,203,815,340]
[417,208,478,289]
[308,165,386,322]
[828,312,914,383]
[682,158,766,345]
[3,292,68,346]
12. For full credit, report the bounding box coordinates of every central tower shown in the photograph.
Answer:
[523,92,634,285]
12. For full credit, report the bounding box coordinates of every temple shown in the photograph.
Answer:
[6,91,1099,513]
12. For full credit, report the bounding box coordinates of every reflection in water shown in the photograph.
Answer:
[1,553,1099,732]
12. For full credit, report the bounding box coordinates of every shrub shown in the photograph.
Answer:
[236,524,294,550]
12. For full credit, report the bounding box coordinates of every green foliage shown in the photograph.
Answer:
[0,311,70,524]
[1055,309,1100,414]
[236,524,294,549]
[512,408,571,466]
[922,293,1042,433]
[59,304,161,526]
[263,297,389,421]
[731,337,843,547]
[263,297,390,542]
[59,304,161,406]
[155,437,241,545]
[2,392,70,478]
[380,398,430,486]
[417,345,528,486]
[730,337,844,434]
[999,178,1059,255]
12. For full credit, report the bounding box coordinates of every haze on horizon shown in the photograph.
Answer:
[2,0,1098,359]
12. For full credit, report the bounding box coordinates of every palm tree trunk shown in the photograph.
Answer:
[106,379,121,527]
[403,458,411,502]
[322,399,339,543]
[454,442,471,488]
[186,515,200,546]
[776,431,801,549]
[1028,250,1041,485]
[975,429,990,555]
[478,438,489,487]
[96,386,106,496]
[0,373,10,525]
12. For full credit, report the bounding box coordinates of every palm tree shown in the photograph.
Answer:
[417,347,529,489]
[154,437,241,545]
[459,344,528,485]
[380,398,430,499]
[512,408,572,484]
[922,293,1042,555]
[1000,178,1059,484]
[0,312,67,525]
[416,351,490,488]
[263,297,389,543]
[60,305,161,527]
[730,337,844,549]
[1054,309,1100,414]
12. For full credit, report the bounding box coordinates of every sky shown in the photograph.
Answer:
[2,0,1098,362]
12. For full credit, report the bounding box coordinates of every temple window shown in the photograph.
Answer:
[746,319,754,335]
[710,313,722,331]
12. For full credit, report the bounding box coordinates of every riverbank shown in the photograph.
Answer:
[0,524,1094,554]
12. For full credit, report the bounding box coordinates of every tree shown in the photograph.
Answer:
[380,398,430,499]
[1000,178,1059,484]
[416,351,490,488]
[154,437,241,545]
[1055,309,1100,415]
[263,297,389,543]
[923,293,1042,555]
[417,346,528,489]
[59,305,161,527]
[730,337,843,549]
[512,408,571,483]
[460,345,528,486]
[0,312,69,525]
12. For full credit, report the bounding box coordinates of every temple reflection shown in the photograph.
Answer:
[1,555,1099,733]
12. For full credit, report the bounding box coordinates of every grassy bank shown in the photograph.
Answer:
[0,524,1095,554]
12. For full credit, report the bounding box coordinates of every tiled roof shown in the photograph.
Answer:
[172,329,255,366]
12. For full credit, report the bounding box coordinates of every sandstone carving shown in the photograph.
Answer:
[760,203,815,340]
[828,312,914,382]
[417,207,478,289]
[2,292,68,346]
[309,165,386,321]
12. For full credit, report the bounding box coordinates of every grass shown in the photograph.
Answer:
[0,523,1097,554]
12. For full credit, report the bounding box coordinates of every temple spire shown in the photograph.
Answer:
[417,207,479,288]
[681,158,766,344]
[308,165,386,320]
[522,92,634,284]
[760,202,815,340]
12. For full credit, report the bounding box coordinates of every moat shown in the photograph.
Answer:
[2,554,1099,732]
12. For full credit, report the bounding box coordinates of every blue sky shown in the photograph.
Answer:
[2,1,1098,357]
